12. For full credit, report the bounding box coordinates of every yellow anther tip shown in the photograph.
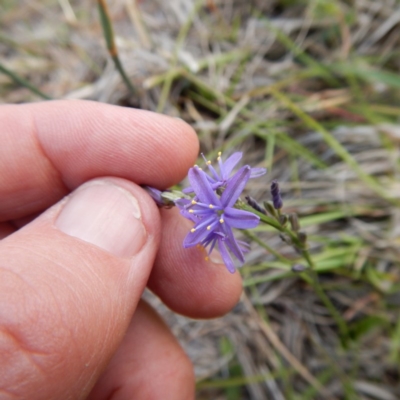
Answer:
[205,256,209,261]
[189,210,194,213]
[191,200,197,204]
[206,160,211,165]
[190,228,196,233]
[220,218,224,223]
[206,225,211,230]
[209,204,214,208]
[218,151,222,156]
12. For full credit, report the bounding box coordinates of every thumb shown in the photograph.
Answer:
[0,178,160,399]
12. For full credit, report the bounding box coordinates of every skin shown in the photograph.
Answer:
[0,100,242,400]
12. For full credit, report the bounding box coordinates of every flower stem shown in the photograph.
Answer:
[300,253,350,347]
[241,202,350,346]
[242,230,292,265]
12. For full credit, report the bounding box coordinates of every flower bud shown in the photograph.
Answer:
[143,186,172,207]
[297,231,307,245]
[279,214,288,226]
[245,196,266,214]
[270,180,283,210]
[279,233,292,244]
[289,213,300,231]
[292,264,307,272]
[263,201,277,217]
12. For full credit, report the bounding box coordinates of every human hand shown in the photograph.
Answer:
[0,100,242,400]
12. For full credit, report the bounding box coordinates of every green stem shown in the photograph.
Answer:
[243,230,292,265]
[242,202,350,345]
[301,252,350,346]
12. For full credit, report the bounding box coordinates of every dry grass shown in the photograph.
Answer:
[2,0,400,399]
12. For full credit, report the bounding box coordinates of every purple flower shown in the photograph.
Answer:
[183,151,266,194]
[177,165,260,273]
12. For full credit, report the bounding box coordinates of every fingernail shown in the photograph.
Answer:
[55,182,146,257]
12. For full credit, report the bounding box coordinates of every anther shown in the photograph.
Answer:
[207,225,211,230]
[206,160,211,165]
[209,204,214,209]
[219,218,224,223]
[190,228,196,233]
[189,210,194,213]
[191,200,197,205]
[205,256,209,261]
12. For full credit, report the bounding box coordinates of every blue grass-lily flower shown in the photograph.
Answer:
[177,165,260,273]
[183,151,266,194]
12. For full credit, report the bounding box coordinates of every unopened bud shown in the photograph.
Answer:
[289,213,300,231]
[270,180,283,210]
[292,264,307,272]
[297,231,307,245]
[144,186,175,208]
[279,214,288,226]
[245,196,266,214]
[279,233,292,244]
[264,201,278,217]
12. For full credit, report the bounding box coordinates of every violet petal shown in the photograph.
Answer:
[183,215,216,247]
[223,207,260,229]
[218,239,236,273]
[250,167,267,178]
[220,152,242,179]
[188,167,221,206]
[220,223,245,263]
[220,165,251,208]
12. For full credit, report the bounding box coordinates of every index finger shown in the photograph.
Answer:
[0,100,198,220]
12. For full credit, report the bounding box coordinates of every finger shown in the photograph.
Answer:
[88,300,195,400]
[0,222,15,239]
[0,178,161,400]
[148,207,243,319]
[0,100,198,220]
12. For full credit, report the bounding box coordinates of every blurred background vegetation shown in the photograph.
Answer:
[2,0,400,399]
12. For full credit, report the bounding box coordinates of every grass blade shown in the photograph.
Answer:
[97,0,136,95]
